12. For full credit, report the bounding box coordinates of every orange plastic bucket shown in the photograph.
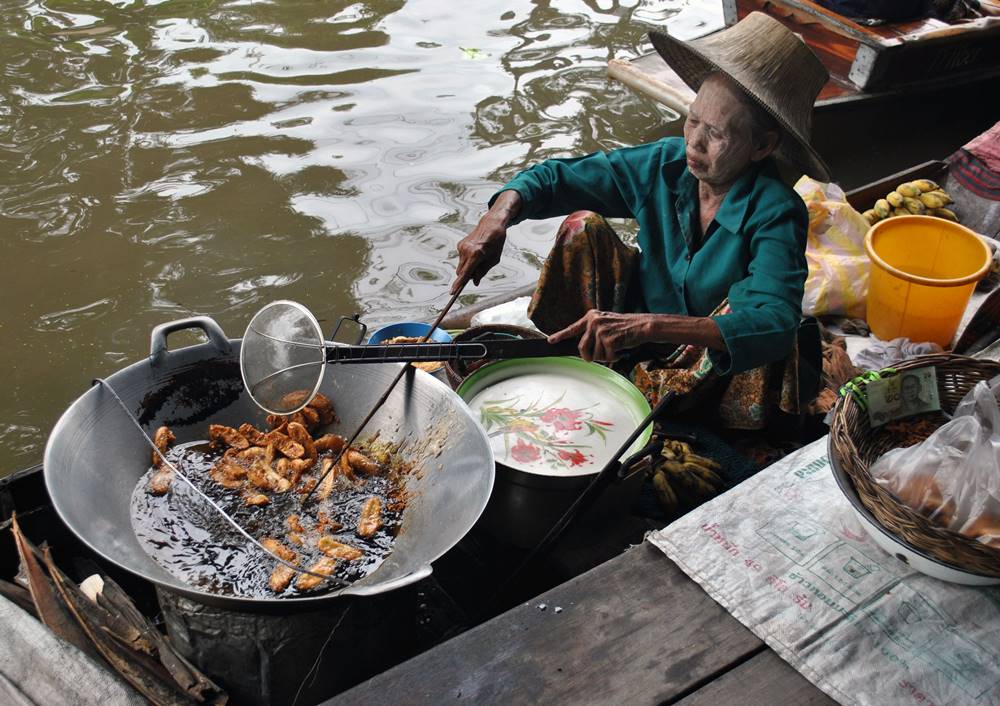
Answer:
[865,215,990,347]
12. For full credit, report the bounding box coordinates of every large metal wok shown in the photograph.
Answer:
[43,316,495,610]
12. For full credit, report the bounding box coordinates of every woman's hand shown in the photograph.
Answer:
[548,310,726,362]
[548,310,652,362]
[451,191,522,294]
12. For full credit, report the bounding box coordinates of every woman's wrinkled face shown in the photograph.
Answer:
[683,75,759,187]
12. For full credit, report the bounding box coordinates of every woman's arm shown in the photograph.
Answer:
[451,190,522,293]
[547,310,724,363]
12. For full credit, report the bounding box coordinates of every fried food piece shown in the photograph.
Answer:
[288,458,313,485]
[209,461,246,490]
[278,390,313,411]
[265,414,288,433]
[245,493,269,506]
[297,478,318,495]
[264,431,304,459]
[247,460,291,493]
[298,406,321,431]
[261,538,298,593]
[315,457,338,501]
[316,510,343,534]
[269,564,296,593]
[148,468,173,496]
[347,449,381,476]
[287,515,306,534]
[314,434,347,454]
[236,446,267,462]
[357,497,382,539]
[261,538,296,562]
[309,393,337,425]
[152,426,176,468]
[275,457,291,478]
[295,557,336,591]
[317,536,364,561]
[287,532,305,546]
[209,424,249,450]
[287,422,317,461]
[238,423,268,446]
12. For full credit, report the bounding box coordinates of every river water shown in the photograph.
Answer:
[2,0,997,474]
[1,0,700,472]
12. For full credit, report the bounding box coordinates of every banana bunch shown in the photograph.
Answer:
[651,438,726,517]
[862,179,959,226]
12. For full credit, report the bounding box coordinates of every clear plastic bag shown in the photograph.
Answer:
[871,374,1000,547]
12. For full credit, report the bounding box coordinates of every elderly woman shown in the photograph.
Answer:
[452,13,831,426]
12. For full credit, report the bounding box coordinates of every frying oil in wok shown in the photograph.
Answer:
[130,441,404,598]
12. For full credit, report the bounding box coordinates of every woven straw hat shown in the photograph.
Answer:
[649,12,832,181]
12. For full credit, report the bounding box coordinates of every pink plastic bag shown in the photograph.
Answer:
[871,375,1000,547]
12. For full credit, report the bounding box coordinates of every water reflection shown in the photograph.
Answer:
[0,0,681,471]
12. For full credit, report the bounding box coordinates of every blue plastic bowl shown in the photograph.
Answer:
[367,322,452,346]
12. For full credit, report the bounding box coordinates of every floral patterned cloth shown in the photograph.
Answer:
[529,212,815,430]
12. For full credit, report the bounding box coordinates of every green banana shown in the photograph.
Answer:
[931,207,958,222]
[927,189,953,205]
[897,182,921,198]
[903,197,926,215]
[886,191,904,208]
[652,471,679,515]
[873,199,890,218]
[919,191,947,209]
[912,179,940,193]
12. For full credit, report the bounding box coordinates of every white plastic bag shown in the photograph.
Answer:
[871,374,1000,547]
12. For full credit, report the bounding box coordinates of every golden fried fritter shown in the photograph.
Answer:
[149,468,174,496]
[262,538,298,593]
[152,426,176,468]
[288,459,313,486]
[299,406,321,431]
[269,564,296,593]
[209,462,245,490]
[347,449,381,476]
[286,422,317,461]
[315,457,337,501]
[264,431,304,459]
[309,393,337,425]
[245,493,269,506]
[295,557,336,591]
[261,538,296,562]
[316,511,343,534]
[287,515,306,534]
[357,497,382,539]
[238,423,268,446]
[278,390,313,411]
[209,424,249,450]
[314,434,347,454]
[317,536,363,561]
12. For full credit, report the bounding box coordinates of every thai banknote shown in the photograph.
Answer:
[867,366,941,427]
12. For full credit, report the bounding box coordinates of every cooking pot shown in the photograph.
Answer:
[44,316,495,610]
[457,357,652,548]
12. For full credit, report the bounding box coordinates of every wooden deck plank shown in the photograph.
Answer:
[328,543,766,706]
[675,650,839,706]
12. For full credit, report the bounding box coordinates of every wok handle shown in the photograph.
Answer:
[150,316,233,366]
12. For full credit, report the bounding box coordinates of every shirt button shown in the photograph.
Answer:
[684,253,692,261]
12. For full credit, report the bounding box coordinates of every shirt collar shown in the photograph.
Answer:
[713,161,763,233]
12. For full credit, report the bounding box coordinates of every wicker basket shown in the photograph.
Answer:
[829,354,1000,577]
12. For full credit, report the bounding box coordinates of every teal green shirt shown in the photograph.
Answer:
[494,137,808,375]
